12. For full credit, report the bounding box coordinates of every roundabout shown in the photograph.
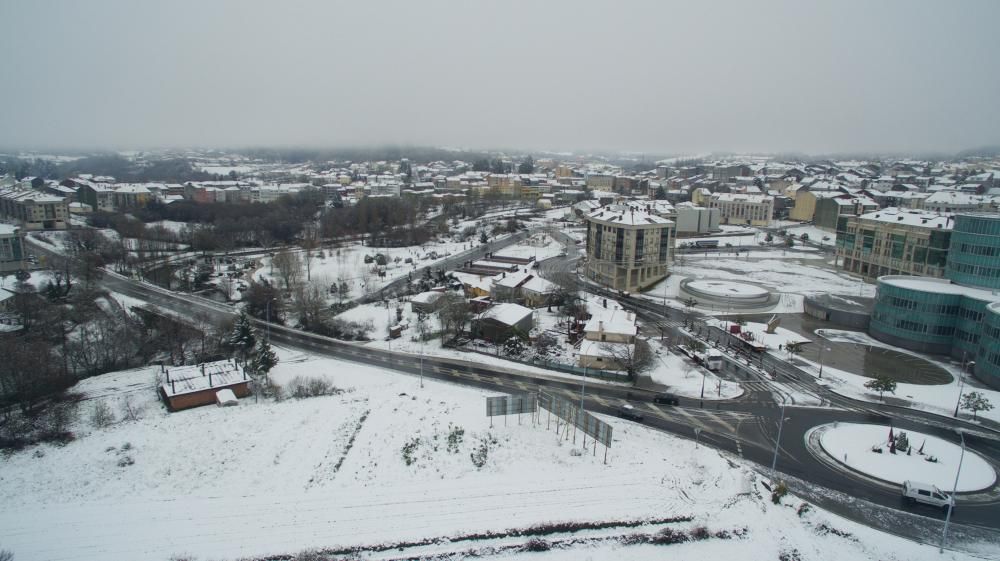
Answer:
[808,423,996,493]
[678,277,777,309]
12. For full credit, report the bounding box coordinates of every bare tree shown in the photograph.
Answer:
[271,250,302,291]
[437,294,471,343]
[291,281,327,330]
[301,224,320,282]
[602,338,654,378]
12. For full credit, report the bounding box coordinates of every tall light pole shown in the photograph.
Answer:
[265,297,276,342]
[580,363,588,412]
[771,398,788,479]
[818,345,831,378]
[940,429,966,553]
[953,354,968,418]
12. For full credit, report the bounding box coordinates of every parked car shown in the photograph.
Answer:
[616,404,644,422]
[653,393,680,406]
[902,480,954,511]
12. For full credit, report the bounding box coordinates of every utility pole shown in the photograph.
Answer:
[940,430,966,553]
[953,353,967,417]
[771,397,788,479]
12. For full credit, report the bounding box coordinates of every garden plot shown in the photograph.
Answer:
[0,348,990,561]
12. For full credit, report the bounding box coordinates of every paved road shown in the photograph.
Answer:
[83,234,1000,553]
[584,286,1000,548]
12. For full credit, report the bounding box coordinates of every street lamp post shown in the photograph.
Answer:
[580,363,588,412]
[818,346,832,378]
[265,298,276,342]
[940,429,966,553]
[771,398,788,479]
[953,354,968,418]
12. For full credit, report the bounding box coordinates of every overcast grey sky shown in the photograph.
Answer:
[1,0,998,155]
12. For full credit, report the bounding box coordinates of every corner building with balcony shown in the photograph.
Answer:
[869,213,1000,389]
[584,203,674,292]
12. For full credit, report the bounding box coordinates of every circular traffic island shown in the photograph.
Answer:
[679,278,775,308]
[814,423,995,492]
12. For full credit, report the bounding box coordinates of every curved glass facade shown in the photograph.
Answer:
[870,278,963,355]
[946,214,1000,290]
[976,303,1000,389]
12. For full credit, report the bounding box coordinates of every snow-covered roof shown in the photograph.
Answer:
[711,193,773,204]
[584,303,637,337]
[0,224,19,235]
[410,291,444,304]
[160,360,249,398]
[586,203,673,227]
[480,303,533,326]
[924,191,994,206]
[879,276,1000,303]
[857,208,953,228]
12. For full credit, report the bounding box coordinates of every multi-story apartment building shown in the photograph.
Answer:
[0,188,70,230]
[835,208,953,279]
[706,193,774,226]
[584,204,674,292]
[0,224,25,273]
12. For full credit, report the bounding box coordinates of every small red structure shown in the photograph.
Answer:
[160,360,251,412]
[729,324,741,334]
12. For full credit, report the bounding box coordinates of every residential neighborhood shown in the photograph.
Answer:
[2,2,1000,561]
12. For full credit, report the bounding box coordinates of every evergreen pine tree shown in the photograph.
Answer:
[230,310,257,364]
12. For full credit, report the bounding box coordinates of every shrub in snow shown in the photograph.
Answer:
[771,480,788,504]
[779,549,802,561]
[0,549,13,561]
[117,455,135,468]
[446,425,465,454]
[121,442,132,451]
[470,435,498,469]
[925,455,938,463]
[286,376,341,399]
[523,538,551,552]
[689,526,711,541]
[89,400,115,428]
[401,437,421,466]
[649,527,689,545]
[168,554,197,561]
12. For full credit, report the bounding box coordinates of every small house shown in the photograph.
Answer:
[160,360,252,412]
[472,303,533,343]
[410,290,445,314]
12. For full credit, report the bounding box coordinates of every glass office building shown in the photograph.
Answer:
[870,214,1000,389]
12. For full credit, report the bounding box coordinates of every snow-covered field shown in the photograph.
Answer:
[816,423,995,492]
[0,348,989,561]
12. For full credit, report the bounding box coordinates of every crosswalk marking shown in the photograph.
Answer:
[670,406,712,431]
[592,395,613,408]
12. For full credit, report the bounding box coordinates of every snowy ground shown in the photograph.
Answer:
[0,348,992,561]
[708,319,811,351]
[647,341,744,400]
[254,232,561,303]
[643,256,873,315]
[805,329,1000,425]
[782,224,837,247]
[816,423,995,492]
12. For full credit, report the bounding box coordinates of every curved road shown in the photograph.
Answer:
[85,232,1000,554]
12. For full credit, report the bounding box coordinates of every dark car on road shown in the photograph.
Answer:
[616,405,644,422]
[653,393,680,406]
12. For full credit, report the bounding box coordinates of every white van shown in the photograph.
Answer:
[902,480,955,511]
